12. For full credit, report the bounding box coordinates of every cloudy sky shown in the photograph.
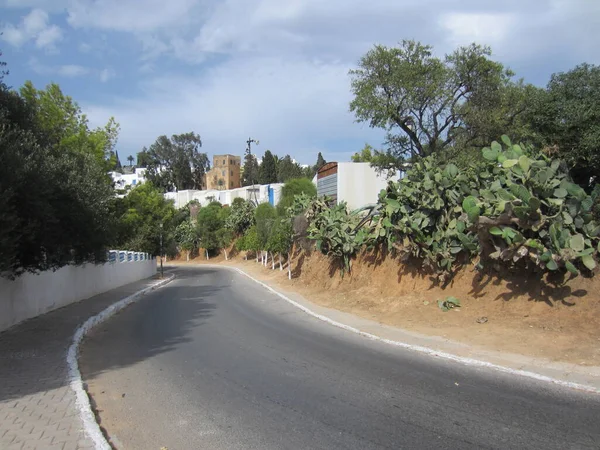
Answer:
[1,0,599,165]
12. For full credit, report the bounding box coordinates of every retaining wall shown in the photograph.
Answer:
[0,256,157,332]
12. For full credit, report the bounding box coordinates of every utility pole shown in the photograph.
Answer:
[246,137,259,204]
[159,222,164,278]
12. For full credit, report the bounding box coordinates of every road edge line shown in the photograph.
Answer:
[224,265,599,395]
[66,274,176,450]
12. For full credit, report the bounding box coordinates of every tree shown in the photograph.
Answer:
[259,150,278,184]
[196,201,225,255]
[267,220,294,272]
[242,149,260,186]
[277,178,317,216]
[144,132,209,192]
[216,228,234,260]
[351,144,374,162]
[225,198,255,235]
[19,81,120,171]
[0,82,117,278]
[112,183,177,255]
[174,220,198,261]
[315,152,326,171]
[255,202,277,264]
[532,63,600,189]
[136,149,151,167]
[349,40,521,171]
[127,155,134,166]
[277,154,304,182]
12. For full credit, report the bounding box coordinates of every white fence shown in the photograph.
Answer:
[0,251,157,332]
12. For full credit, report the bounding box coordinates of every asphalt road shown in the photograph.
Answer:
[80,266,600,450]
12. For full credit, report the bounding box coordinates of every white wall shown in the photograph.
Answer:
[0,257,157,332]
[337,162,391,211]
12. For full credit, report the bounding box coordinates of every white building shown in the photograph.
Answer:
[316,162,396,211]
[165,183,284,209]
[110,168,147,190]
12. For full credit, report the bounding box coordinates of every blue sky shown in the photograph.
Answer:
[1,0,599,166]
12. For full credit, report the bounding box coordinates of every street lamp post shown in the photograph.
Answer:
[159,222,164,278]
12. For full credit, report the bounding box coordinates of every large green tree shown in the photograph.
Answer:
[112,183,177,255]
[19,81,120,171]
[0,80,116,278]
[277,154,304,182]
[532,63,600,189]
[143,132,209,192]
[259,150,278,184]
[349,40,532,171]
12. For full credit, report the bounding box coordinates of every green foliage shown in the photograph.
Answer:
[438,296,461,312]
[225,198,255,235]
[371,136,600,278]
[315,152,326,171]
[349,40,530,172]
[196,202,225,253]
[267,220,293,255]
[0,82,117,278]
[351,144,374,162]
[225,198,254,236]
[307,202,363,275]
[241,225,259,253]
[277,178,317,215]
[242,150,260,187]
[143,132,209,192]
[277,154,304,182]
[259,150,278,184]
[255,203,277,248]
[112,183,177,255]
[174,220,198,253]
[533,63,600,189]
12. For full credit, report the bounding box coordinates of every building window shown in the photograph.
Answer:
[222,170,225,176]
[230,170,233,176]
[230,159,233,164]
[230,181,233,188]
[222,159,225,165]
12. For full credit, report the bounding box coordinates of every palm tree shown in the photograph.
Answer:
[127,155,134,167]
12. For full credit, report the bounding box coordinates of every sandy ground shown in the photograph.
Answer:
[176,247,600,368]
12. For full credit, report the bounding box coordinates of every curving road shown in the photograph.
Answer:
[80,266,600,450]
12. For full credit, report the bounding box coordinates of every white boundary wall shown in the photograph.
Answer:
[0,257,157,332]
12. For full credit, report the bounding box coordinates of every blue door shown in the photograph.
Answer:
[268,186,274,205]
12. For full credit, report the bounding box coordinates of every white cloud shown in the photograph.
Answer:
[66,0,203,32]
[58,64,89,77]
[1,8,62,50]
[441,13,516,48]
[84,56,384,164]
[99,68,115,82]
[29,58,90,78]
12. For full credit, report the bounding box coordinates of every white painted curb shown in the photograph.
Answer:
[66,274,176,450]
[221,265,600,395]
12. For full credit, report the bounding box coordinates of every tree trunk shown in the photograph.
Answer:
[224,249,228,261]
[279,253,282,271]
[186,250,190,262]
[205,249,209,260]
[271,252,275,270]
[288,252,292,279]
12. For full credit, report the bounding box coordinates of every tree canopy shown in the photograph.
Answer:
[143,132,209,192]
[259,150,278,184]
[277,178,317,215]
[349,40,533,171]
[242,149,260,186]
[0,78,117,278]
[532,63,600,189]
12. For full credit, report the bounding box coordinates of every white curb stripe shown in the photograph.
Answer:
[66,274,176,450]
[222,265,600,395]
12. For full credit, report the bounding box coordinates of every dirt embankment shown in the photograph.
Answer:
[178,247,600,366]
